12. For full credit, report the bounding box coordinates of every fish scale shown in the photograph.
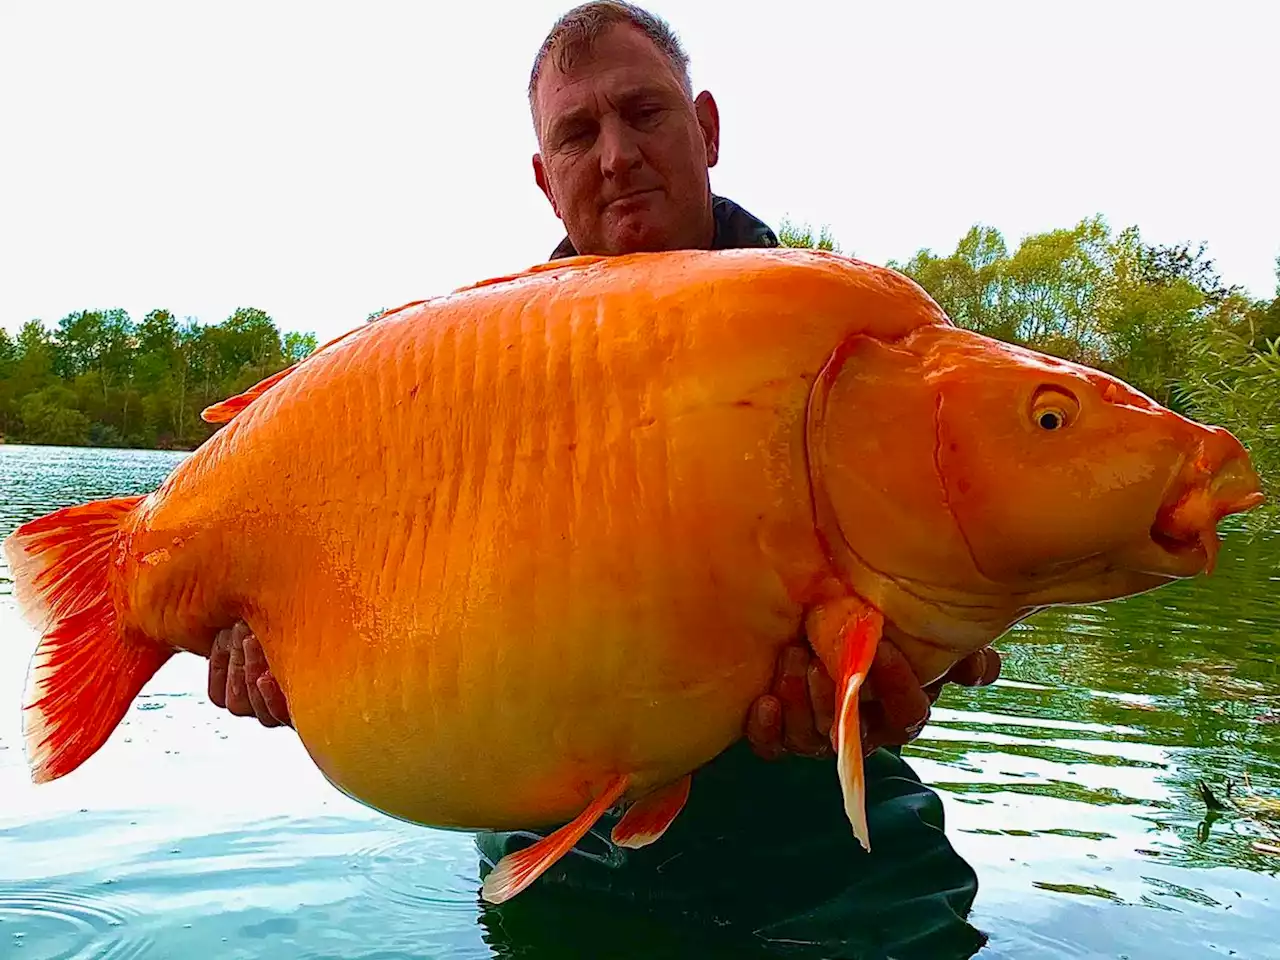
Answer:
[2,248,1262,905]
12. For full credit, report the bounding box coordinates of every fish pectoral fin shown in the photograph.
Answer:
[834,610,880,852]
[480,774,631,904]
[610,774,691,849]
[806,598,884,852]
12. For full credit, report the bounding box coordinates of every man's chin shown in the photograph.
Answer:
[599,210,678,255]
[604,239,666,256]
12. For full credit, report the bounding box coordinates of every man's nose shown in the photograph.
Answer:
[598,120,642,178]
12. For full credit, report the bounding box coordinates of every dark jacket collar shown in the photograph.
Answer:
[549,194,778,260]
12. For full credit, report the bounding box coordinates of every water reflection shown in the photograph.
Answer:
[2,443,1278,959]
[472,744,988,960]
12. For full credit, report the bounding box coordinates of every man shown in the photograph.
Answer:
[208,3,997,954]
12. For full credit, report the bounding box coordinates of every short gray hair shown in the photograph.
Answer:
[529,2,693,116]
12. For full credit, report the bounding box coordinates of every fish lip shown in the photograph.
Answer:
[1147,456,1265,575]
[1147,524,1208,567]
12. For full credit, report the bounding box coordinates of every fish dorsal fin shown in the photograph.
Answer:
[200,364,298,424]
[450,256,611,296]
[199,260,610,426]
[198,315,403,425]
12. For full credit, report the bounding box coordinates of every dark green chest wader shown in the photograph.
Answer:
[474,198,985,959]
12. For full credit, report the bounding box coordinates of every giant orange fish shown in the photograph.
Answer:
[3,249,1264,903]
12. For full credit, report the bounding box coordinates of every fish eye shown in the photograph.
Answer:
[1038,410,1065,431]
[1030,385,1080,433]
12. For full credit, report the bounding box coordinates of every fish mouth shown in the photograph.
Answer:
[1149,455,1265,575]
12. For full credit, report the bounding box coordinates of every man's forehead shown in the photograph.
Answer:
[543,74,675,118]
[533,24,685,116]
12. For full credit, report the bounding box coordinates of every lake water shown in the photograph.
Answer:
[1,444,1277,959]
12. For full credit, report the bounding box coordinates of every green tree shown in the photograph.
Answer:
[0,328,15,375]
[891,226,1013,340]
[0,303,315,449]
[777,217,843,253]
[14,320,55,383]
[1248,256,1280,349]
[3,321,57,436]
[53,308,135,403]
[1099,232,1235,408]
[1000,215,1111,361]
[19,384,90,446]
[0,328,17,436]
[284,331,318,364]
[136,309,180,374]
[223,307,283,369]
[1173,264,1280,516]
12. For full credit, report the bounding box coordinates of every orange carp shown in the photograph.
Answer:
[3,248,1264,903]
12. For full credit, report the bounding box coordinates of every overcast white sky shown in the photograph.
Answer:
[2,1,1276,343]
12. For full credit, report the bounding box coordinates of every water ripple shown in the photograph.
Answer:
[3,436,1279,959]
[0,887,152,959]
[348,828,480,912]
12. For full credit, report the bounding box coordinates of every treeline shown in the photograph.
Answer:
[0,308,317,449]
[780,215,1279,509]
[3,218,1277,506]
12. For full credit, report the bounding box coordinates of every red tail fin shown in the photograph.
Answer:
[2,495,172,784]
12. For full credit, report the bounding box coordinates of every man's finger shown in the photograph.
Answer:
[224,625,254,717]
[208,629,232,709]
[808,660,836,739]
[257,674,293,728]
[945,649,987,687]
[777,646,827,756]
[859,700,888,756]
[866,641,931,744]
[923,677,947,705]
[945,647,1003,688]
[242,634,280,727]
[245,682,279,727]
[242,633,269,688]
[747,695,785,761]
[978,647,1002,686]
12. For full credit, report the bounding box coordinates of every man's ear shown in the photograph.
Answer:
[694,91,720,168]
[532,154,562,218]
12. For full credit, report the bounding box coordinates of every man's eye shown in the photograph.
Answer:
[556,127,593,149]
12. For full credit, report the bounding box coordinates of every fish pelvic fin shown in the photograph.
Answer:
[2,496,173,784]
[610,774,691,849]
[806,597,884,852]
[480,774,630,904]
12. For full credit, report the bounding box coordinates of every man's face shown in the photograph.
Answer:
[531,24,720,256]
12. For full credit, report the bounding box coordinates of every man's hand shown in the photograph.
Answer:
[746,641,1000,761]
[208,621,292,728]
